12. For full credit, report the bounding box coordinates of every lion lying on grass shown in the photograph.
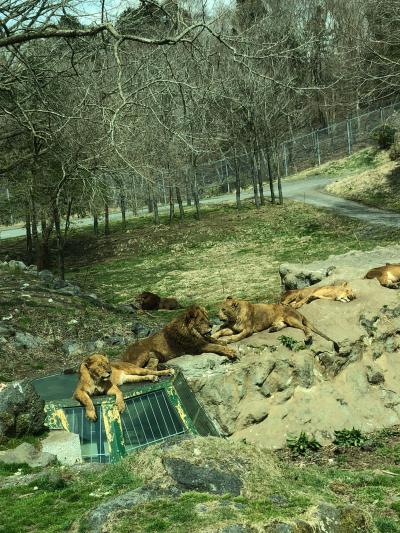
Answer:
[122,305,237,368]
[73,353,173,421]
[137,291,181,310]
[365,263,400,288]
[213,297,339,351]
[281,282,356,309]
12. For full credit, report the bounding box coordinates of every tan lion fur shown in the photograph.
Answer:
[73,353,173,421]
[122,305,236,368]
[365,263,400,287]
[213,297,339,351]
[281,282,356,309]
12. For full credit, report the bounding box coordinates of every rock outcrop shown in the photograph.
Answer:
[169,249,400,449]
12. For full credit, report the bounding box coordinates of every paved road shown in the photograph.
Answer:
[2,176,400,241]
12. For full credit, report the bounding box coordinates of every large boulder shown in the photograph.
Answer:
[0,442,56,468]
[0,379,46,442]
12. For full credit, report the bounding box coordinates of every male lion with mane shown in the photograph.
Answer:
[281,282,356,309]
[122,305,236,368]
[213,297,339,351]
[365,263,400,288]
[73,353,173,421]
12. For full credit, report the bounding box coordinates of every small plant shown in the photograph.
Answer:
[287,432,322,455]
[371,123,396,150]
[278,335,306,352]
[333,427,367,447]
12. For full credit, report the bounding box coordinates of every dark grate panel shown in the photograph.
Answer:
[173,373,220,437]
[121,389,185,452]
[64,405,111,463]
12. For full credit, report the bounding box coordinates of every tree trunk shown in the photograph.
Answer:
[251,153,260,208]
[255,150,265,206]
[191,181,200,220]
[276,152,284,205]
[104,203,110,235]
[25,205,33,263]
[53,205,65,280]
[147,185,153,213]
[185,177,192,206]
[36,216,53,271]
[234,148,241,211]
[120,193,126,230]
[93,213,99,236]
[262,148,276,204]
[176,186,184,220]
[153,195,159,224]
[30,190,38,244]
[168,188,175,224]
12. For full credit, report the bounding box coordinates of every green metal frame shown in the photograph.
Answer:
[43,372,206,462]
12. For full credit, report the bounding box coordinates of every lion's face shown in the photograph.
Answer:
[85,354,112,381]
[137,291,160,310]
[218,297,240,323]
[338,282,356,301]
[185,305,213,336]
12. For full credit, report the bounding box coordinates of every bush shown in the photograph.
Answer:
[389,132,400,161]
[333,428,367,447]
[371,123,396,150]
[278,335,305,352]
[287,432,322,455]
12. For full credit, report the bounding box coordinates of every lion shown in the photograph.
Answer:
[213,297,339,351]
[122,304,237,368]
[137,291,181,311]
[73,353,174,421]
[365,263,400,288]
[281,282,356,309]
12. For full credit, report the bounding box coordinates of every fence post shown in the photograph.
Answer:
[346,119,352,155]
[283,143,289,176]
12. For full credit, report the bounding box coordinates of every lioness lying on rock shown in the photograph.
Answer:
[281,282,356,309]
[73,353,173,421]
[213,297,339,351]
[137,291,181,310]
[365,263,400,288]
[122,305,237,368]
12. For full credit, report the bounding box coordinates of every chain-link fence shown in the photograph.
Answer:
[193,101,400,198]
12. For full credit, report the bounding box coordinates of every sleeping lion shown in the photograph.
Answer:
[281,282,356,309]
[365,263,400,288]
[213,297,339,351]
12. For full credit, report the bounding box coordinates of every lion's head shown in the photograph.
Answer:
[218,297,241,324]
[137,291,161,310]
[184,305,213,337]
[337,282,356,301]
[82,353,112,382]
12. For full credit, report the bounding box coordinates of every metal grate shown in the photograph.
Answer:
[120,389,186,452]
[64,405,111,463]
[173,373,220,437]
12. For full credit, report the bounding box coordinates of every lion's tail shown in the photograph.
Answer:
[302,316,340,352]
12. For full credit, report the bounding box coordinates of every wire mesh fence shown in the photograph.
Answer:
[192,101,400,199]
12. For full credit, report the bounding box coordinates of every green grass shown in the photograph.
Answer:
[69,199,400,313]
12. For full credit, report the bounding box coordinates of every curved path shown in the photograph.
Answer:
[1,176,400,241]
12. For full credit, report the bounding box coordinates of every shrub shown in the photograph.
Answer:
[371,123,397,150]
[278,335,305,352]
[287,432,322,455]
[389,132,400,161]
[333,428,367,447]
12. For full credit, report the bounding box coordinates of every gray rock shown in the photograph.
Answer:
[313,502,370,532]
[52,278,67,290]
[168,353,229,379]
[367,368,385,385]
[57,285,81,296]
[26,265,38,273]
[218,526,253,533]
[268,494,289,507]
[162,456,242,495]
[84,487,176,533]
[0,324,16,338]
[62,340,84,357]
[38,270,54,283]
[14,332,46,350]
[131,321,158,339]
[0,442,56,468]
[41,431,82,465]
[264,522,295,533]
[104,335,127,346]
[0,379,45,441]
[8,260,27,272]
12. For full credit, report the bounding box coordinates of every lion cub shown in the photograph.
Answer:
[73,353,174,421]
[365,263,400,288]
[213,297,339,351]
[281,282,356,309]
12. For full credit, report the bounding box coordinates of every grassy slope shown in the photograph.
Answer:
[0,432,400,532]
[68,199,400,314]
